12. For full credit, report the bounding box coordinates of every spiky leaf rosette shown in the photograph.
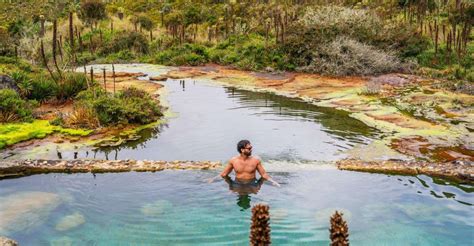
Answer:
[250,204,271,246]
[330,211,349,246]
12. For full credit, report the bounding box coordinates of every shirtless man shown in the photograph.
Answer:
[209,140,280,187]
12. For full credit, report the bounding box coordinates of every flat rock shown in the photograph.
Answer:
[0,237,18,246]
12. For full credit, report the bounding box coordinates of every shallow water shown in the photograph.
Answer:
[1,171,472,245]
[1,64,473,244]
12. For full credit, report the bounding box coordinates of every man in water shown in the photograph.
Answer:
[208,140,280,187]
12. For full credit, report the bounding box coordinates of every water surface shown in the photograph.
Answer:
[0,64,472,245]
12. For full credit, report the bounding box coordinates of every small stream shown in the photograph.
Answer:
[0,64,472,245]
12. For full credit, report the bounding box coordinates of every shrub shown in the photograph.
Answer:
[56,72,89,101]
[28,73,58,101]
[100,31,149,55]
[0,89,36,122]
[299,5,381,41]
[75,87,162,126]
[10,71,32,97]
[117,87,162,124]
[153,43,208,66]
[298,37,402,76]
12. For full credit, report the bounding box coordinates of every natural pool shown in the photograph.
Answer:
[0,64,472,245]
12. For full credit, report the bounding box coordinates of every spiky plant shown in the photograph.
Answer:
[250,204,271,246]
[329,211,349,246]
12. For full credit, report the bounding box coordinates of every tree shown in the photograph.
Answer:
[79,0,107,29]
[138,15,155,40]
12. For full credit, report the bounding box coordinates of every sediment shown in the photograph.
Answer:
[0,159,221,179]
[337,159,474,183]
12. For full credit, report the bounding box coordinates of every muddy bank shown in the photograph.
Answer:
[337,159,474,183]
[0,159,221,179]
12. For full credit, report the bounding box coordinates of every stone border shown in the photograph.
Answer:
[337,159,474,183]
[0,237,18,246]
[0,159,221,179]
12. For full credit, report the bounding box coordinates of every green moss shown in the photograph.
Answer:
[0,120,93,149]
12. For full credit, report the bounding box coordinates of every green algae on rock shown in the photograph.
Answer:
[0,120,92,150]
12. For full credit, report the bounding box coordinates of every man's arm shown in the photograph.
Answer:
[206,161,233,183]
[220,161,234,177]
[256,160,280,187]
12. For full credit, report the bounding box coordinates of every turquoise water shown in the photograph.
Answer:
[1,171,472,245]
[0,64,472,245]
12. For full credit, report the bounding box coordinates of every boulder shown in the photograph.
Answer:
[0,75,19,92]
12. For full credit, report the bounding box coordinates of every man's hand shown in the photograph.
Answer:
[205,175,220,183]
[267,178,281,187]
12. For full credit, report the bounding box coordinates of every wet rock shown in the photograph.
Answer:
[0,237,18,246]
[55,212,85,231]
[337,159,474,183]
[0,159,221,179]
[149,75,168,81]
[0,192,61,234]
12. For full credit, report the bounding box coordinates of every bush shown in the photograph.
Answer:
[75,87,162,126]
[56,72,89,101]
[10,71,32,97]
[28,73,58,101]
[283,5,426,75]
[153,43,208,66]
[100,31,149,55]
[298,37,402,76]
[299,5,381,41]
[0,89,36,122]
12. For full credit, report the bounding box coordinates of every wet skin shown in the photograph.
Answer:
[220,144,271,180]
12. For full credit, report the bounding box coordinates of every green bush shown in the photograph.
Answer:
[76,87,162,126]
[76,52,98,65]
[56,72,89,101]
[10,71,32,97]
[152,43,208,66]
[28,73,58,101]
[100,31,149,55]
[0,89,36,122]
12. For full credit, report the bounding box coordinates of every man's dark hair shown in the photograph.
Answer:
[237,140,251,153]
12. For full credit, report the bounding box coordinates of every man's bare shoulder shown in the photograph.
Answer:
[229,156,240,163]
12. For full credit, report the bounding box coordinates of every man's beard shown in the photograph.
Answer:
[244,151,252,157]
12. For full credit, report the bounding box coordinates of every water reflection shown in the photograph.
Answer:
[223,87,380,144]
[223,176,264,211]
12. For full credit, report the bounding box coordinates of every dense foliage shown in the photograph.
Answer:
[0,89,36,123]
[0,0,472,79]
[75,87,162,127]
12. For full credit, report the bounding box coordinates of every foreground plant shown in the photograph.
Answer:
[250,204,271,246]
[329,211,349,246]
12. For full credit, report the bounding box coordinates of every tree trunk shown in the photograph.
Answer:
[40,40,56,82]
[52,20,62,79]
